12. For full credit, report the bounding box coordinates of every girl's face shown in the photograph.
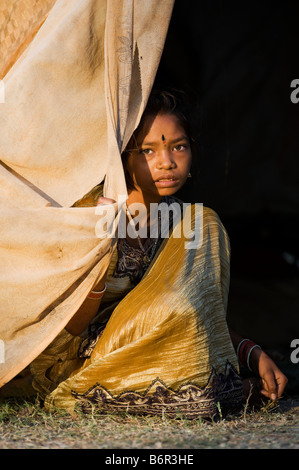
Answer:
[126,113,192,202]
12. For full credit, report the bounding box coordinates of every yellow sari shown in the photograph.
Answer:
[30,193,243,419]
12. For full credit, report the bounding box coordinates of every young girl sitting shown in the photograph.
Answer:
[30,90,287,419]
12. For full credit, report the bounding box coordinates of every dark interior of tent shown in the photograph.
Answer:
[153,0,299,392]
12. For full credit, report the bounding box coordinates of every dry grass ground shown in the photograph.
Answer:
[0,395,298,450]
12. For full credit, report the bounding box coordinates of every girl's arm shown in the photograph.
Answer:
[65,276,107,336]
[66,196,116,336]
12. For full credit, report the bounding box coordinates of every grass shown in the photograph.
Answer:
[0,394,298,449]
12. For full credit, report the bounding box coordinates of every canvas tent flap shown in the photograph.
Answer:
[103,0,175,202]
[0,0,174,387]
[0,202,115,386]
[0,0,56,79]
[0,0,115,207]
[0,0,174,207]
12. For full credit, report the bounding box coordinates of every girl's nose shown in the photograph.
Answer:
[156,149,175,169]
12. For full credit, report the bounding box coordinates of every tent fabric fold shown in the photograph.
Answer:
[0,0,175,388]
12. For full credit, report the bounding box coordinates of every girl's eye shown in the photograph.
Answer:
[173,144,187,152]
[140,148,153,156]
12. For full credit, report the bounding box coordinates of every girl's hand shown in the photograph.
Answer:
[97,196,116,205]
[250,348,288,400]
[94,196,118,240]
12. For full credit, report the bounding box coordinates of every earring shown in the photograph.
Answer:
[188,172,192,178]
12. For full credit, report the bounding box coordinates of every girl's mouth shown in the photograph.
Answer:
[154,177,179,187]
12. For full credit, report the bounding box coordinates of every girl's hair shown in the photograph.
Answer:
[122,89,196,190]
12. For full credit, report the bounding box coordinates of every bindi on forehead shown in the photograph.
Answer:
[161,134,166,144]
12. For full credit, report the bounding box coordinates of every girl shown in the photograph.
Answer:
[30,91,287,419]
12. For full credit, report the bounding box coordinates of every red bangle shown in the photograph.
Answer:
[87,284,106,300]
[237,339,261,371]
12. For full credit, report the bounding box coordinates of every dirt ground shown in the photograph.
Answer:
[0,394,298,450]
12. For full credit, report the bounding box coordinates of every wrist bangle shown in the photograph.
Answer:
[236,338,250,357]
[236,338,261,372]
[87,283,106,300]
[247,344,262,372]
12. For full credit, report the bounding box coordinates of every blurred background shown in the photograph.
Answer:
[154,0,299,394]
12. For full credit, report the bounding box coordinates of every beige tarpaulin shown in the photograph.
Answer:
[0,0,174,387]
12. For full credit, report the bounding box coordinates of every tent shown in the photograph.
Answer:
[0,0,174,387]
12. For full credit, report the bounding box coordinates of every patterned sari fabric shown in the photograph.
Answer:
[30,204,243,419]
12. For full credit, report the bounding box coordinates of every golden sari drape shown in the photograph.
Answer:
[30,205,243,419]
